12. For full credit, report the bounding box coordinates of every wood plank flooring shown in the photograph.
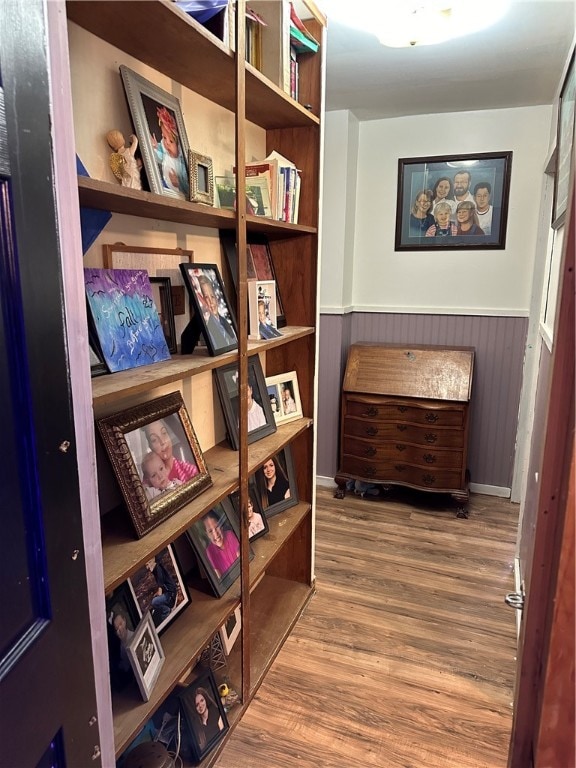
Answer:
[215,486,519,768]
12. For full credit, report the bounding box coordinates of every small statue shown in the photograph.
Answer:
[106,129,142,190]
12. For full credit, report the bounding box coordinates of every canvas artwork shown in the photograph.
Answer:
[84,268,171,373]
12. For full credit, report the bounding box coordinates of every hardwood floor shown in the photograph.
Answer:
[215,486,519,768]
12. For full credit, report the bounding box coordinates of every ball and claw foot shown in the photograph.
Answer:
[456,506,469,519]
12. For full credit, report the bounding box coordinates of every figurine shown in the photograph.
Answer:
[106,129,142,190]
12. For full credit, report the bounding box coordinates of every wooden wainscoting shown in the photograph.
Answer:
[215,486,518,768]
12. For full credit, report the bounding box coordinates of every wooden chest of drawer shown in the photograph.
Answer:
[335,343,474,506]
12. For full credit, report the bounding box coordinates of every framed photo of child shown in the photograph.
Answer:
[120,65,191,200]
[96,391,212,538]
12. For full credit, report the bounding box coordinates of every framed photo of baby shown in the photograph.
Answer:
[120,65,191,200]
[96,391,212,538]
[395,151,512,251]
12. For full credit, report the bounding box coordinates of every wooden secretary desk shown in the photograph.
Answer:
[334,343,475,514]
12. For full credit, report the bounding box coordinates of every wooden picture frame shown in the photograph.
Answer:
[119,65,190,200]
[219,231,286,326]
[248,279,282,340]
[552,51,575,228]
[185,499,252,597]
[214,354,277,451]
[96,391,212,539]
[125,612,165,702]
[105,582,141,692]
[218,606,241,654]
[128,544,191,634]
[189,149,214,205]
[230,478,269,542]
[149,276,177,354]
[395,151,512,250]
[179,262,238,356]
[177,669,229,762]
[84,267,171,372]
[265,371,302,425]
[254,446,299,518]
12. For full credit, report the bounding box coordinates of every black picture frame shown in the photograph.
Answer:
[185,499,253,597]
[219,230,286,327]
[89,340,108,377]
[119,65,191,200]
[128,544,191,634]
[179,262,238,356]
[230,478,269,542]
[177,669,230,762]
[254,446,299,518]
[552,51,575,229]
[149,276,178,354]
[395,151,512,250]
[214,354,277,451]
[105,582,141,692]
[96,391,212,539]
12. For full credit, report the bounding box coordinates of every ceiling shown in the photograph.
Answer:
[322,0,576,120]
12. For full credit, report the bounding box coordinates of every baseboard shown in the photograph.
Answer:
[317,475,511,499]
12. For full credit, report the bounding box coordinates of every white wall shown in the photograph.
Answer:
[321,105,553,315]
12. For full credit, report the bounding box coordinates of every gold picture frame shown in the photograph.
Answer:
[189,150,214,205]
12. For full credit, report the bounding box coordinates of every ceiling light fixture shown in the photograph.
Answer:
[323,0,511,48]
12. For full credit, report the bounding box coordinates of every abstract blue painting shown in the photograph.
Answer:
[84,268,171,373]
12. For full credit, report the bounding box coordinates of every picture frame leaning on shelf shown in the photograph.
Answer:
[125,612,165,702]
[265,370,303,425]
[254,446,299,518]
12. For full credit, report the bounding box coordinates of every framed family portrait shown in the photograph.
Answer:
[230,478,269,542]
[177,669,229,762]
[180,263,238,356]
[254,446,298,518]
[185,499,252,597]
[214,355,277,451]
[120,65,191,200]
[189,150,214,206]
[265,371,302,425]
[96,391,212,538]
[395,151,512,250]
[552,51,575,228]
[128,545,190,634]
[125,612,165,702]
[219,231,286,327]
[105,582,141,692]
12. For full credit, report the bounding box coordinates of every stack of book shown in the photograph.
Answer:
[244,151,301,223]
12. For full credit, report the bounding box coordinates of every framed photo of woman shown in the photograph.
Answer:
[178,669,229,762]
[254,446,299,518]
[230,479,269,542]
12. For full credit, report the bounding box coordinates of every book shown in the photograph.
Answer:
[289,2,320,54]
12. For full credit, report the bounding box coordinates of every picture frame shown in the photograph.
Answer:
[84,267,171,373]
[395,151,513,250]
[214,354,277,451]
[218,606,241,654]
[552,52,575,228]
[96,391,212,539]
[89,341,108,378]
[185,498,252,597]
[120,65,191,200]
[149,276,177,354]
[265,371,303,425]
[248,279,282,340]
[179,262,238,356]
[189,150,214,206]
[177,668,229,762]
[128,544,191,634]
[254,446,299,518]
[219,230,286,327]
[105,582,141,692]
[230,478,269,542]
[125,612,165,702]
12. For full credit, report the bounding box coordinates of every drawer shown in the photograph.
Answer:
[345,398,465,427]
[343,417,465,449]
[342,436,463,469]
[341,455,464,491]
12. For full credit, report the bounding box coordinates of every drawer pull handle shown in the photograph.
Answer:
[395,444,406,452]
[365,466,377,478]
[425,412,440,423]
[396,424,407,432]
[424,433,437,443]
[366,426,379,437]
[423,453,436,464]
[397,405,408,413]
[363,406,378,417]
[394,464,407,472]
[423,473,436,485]
[364,446,377,457]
